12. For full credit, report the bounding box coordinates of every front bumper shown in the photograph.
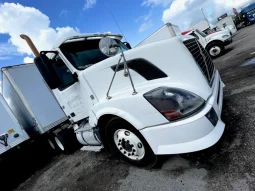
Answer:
[224,37,232,45]
[140,71,225,155]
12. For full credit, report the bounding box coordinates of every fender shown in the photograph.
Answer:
[205,40,224,50]
[91,107,144,130]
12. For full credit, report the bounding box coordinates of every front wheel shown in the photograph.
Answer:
[105,117,157,167]
[207,43,224,58]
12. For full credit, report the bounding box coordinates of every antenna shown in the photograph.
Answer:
[109,10,128,42]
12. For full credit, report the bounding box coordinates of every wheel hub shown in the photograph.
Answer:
[114,129,145,160]
[210,46,221,56]
[121,139,133,152]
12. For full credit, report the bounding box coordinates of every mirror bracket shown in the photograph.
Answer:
[99,37,138,99]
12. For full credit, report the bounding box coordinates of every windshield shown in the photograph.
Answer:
[60,38,129,70]
[195,29,207,37]
[247,8,255,15]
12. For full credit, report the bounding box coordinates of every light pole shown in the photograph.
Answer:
[201,8,210,28]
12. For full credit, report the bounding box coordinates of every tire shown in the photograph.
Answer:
[206,42,224,58]
[53,128,80,154]
[105,117,157,167]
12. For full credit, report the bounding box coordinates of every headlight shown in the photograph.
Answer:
[222,35,229,38]
[144,87,205,121]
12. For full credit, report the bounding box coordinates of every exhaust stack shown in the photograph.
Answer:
[20,34,40,57]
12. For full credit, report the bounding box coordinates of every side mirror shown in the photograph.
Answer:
[123,42,132,49]
[34,51,61,89]
[99,37,119,57]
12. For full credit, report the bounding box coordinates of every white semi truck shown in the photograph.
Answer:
[21,32,225,167]
[1,64,79,154]
[136,23,232,58]
[185,29,232,58]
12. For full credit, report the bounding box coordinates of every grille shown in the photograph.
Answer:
[183,38,215,86]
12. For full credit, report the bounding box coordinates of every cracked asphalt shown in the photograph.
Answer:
[2,24,255,191]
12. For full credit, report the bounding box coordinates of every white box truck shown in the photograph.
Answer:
[136,23,181,47]
[1,64,78,153]
[0,94,29,155]
[21,32,225,167]
[215,16,237,35]
[191,20,210,32]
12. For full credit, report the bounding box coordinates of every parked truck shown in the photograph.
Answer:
[215,16,237,35]
[191,19,210,33]
[241,2,255,25]
[0,93,29,155]
[21,31,225,167]
[1,64,78,153]
[183,29,232,58]
[136,23,181,47]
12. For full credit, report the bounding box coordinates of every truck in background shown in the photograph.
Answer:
[215,16,237,35]
[191,19,233,36]
[136,23,232,58]
[182,29,232,58]
[191,20,211,33]
[1,64,79,154]
[241,3,255,25]
[135,23,181,47]
[0,93,29,155]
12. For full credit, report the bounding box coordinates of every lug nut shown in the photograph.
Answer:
[132,153,134,155]
[119,140,121,142]
[118,143,121,146]
[132,149,136,152]
[128,153,131,156]
[120,147,123,150]
[124,131,130,136]
[131,144,134,147]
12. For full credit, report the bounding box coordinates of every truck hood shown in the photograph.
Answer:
[82,36,213,102]
[206,30,230,42]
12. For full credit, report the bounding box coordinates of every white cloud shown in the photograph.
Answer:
[137,12,154,32]
[23,56,34,63]
[0,3,79,60]
[136,11,152,23]
[139,20,154,32]
[0,43,20,59]
[162,0,254,30]
[83,0,96,10]
[59,9,68,17]
[0,56,11,60]
[142,0,172,7]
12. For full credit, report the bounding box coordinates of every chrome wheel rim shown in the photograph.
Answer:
[55,137,64,151]
[114,129,145,160]
[210,46,221,56]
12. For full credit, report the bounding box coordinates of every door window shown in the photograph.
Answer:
[52,56,76,90]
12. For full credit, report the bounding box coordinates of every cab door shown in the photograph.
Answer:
[42,52,92,122]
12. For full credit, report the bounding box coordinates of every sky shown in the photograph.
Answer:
[0,0,254,69]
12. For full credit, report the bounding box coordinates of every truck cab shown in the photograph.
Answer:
[22,33,225,167]
[185,29,232,58]
[241,3,255,25]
